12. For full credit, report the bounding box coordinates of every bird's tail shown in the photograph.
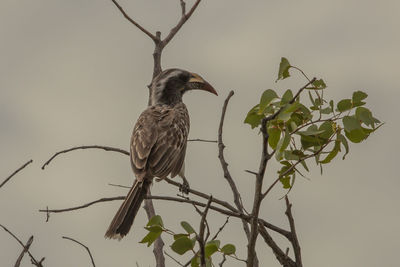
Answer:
[105,179,151,239]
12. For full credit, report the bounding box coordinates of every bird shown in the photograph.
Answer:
[105,68,217,239]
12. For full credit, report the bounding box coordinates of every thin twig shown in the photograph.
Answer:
[198,196,213,266]
[265,78,316,122]
[164,177,290,238]
[164,178,237,212]
[39,196,125,215]
[219,254,227,267]
[164,250,184,266]
[146,195,244,219]
[62,236,96,267]
[244,169,258,176]
[41,145,129,170]
[211,217,229,241]
[285,196,302,267]
[0,160,33,189]
[144,191,166,267]
[262,129,338,199]
[258,225,295,267]
[188,138,217,143]
[162,0,202,47]
[110,0,157,41]
[15,236,33,267]
[108,183,131,189]
[0,224,44,267]
[217,91,254,247]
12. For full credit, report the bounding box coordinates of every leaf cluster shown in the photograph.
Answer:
[140,216,237,266]
[245,57,382,189]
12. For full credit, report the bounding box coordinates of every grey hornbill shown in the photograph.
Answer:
[105,69,217,239]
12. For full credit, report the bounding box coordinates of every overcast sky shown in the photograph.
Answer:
[1,0,399,266]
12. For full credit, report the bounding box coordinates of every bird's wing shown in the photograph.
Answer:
[130,104,189,180]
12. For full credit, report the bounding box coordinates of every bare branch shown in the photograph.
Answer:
[247,116,270,267]
[164,250,184,266]
[108,183,131,189]
[211,216,229,241]
[219,254,227,267]
[15,236,33,267]
[285,196,302,266]
[0,224,44,267]
[164,178,237,212]
[217,90,254,236]
[179,0,186,16]
[0,160,33,189]
[41,145,129,170]
[39,196,125,215]
[146,195,244,219]
[188,138,217,143]
[164,177,290,237]
[258,225,295,267]
[144,191,166,267]
[162,0,202,47]
[198,196,212,266]
[62,236,96,267]
[110,0,157,42]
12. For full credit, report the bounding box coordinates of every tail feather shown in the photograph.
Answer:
[105,179,151,239]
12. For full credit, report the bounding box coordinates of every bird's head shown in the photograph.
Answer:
[150,68,217,106]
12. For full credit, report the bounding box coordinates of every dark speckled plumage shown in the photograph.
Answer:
[105,69,216,239]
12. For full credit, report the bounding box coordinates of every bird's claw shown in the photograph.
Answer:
[179,180,190,195]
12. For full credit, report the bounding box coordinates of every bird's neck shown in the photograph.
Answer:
[151,89,183,106]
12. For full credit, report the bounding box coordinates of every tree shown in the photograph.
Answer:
[0,1,383,267]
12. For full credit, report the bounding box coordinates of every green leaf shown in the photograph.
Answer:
[221,244,236,255]
[300,159,309,172]
[173,233,189,240]
[267,127,281,149]
[343,116,361,132]
[280,176,291,189]
[297,124,326,136]
[337,99,352,112]
[352,91,368,103]
[320,107,332,114]
[318,121,334,139]
[320,140,340,164]
[171,236,194,255]
[191,256,200,267]
[337,134,349,159]
[145,225,163,233]
[355,107,374,127]
[205,240,220,258]
[139,227,163,247]
[147,215,163,227]
[345,129,367,143]
[181,221,195,234]
[259,89,279,113]
[284,150,300,160]
[244,105,264,129]
[275,128,291,160]
[281,89,293,105]
[277,102,300,122]
[308,91,316,107]
[312,79,327,89]
[277,57,291,81]
[342,117,367,143]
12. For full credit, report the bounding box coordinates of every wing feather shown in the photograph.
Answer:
[130,103,189,181]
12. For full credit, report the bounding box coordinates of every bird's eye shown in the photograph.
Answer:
[178,73,189,83]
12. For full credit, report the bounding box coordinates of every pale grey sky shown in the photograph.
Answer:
[1,0,399,266]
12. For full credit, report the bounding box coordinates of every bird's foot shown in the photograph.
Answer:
[179,180,190,195]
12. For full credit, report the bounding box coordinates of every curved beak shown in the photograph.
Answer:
[187,73,218,96]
